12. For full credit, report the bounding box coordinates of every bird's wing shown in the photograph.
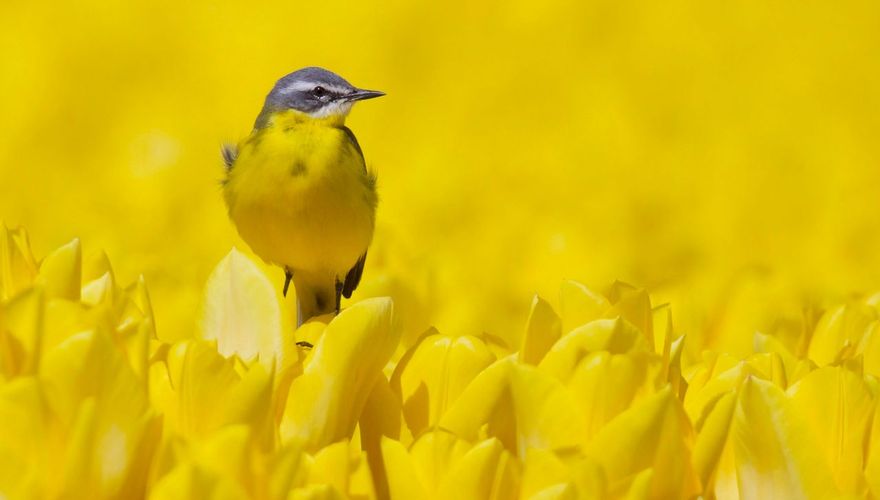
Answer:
[342,252,367,299]
[339,125,378,200]
[338,126,372,299]
[338,125,364,160]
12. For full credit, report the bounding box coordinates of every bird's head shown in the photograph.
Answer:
[255,67,384,128]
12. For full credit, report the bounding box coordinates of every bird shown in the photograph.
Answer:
[222,67,383,326]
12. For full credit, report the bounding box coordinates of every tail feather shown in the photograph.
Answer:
[292,271,336,326]
[221,143,238,171]
[342,252,367,299]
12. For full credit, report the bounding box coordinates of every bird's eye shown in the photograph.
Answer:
[312,86,327,97]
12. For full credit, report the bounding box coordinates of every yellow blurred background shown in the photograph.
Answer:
[2,0,879,356]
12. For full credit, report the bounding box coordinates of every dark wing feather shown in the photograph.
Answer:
[342,252,367,298]
[338,125,364,159]
[338,126,370,298]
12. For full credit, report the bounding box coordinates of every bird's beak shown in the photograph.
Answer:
[346,89,385,102]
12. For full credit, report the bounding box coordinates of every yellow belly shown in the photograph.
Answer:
[224,115,376,277]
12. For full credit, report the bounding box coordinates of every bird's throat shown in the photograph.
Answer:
[268,109,348,129]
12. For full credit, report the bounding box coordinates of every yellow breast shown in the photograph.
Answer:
[223,110,377,276]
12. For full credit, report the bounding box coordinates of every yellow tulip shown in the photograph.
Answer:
[391,332,496,435]
[584,387,701,499]
[809,303,877,366]
[866,406,880,497]
[280,297,399,452]
[200,248,287,365]
[788,366,874,496]
[0,225,38,301]
[35,238,81,301]
[520,295,562,366]
[382,432,519,500]
[0,377,54,499]
[440,358,581,456]
[731,376,839,499]
[559,280,613,334]
[2,230,880,499]
[4,0,880,495]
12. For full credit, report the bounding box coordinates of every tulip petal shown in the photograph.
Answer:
[0,288,44,377]
[667,335,687,399]
[787,366,873,495]
[567,350,662,442]
[692,390,736,491]
[607,281,654,347]
[200,248,285,365]
[0,377,51,499]
[81,271,116,308]
[381,436,428,499]
[859,321,880,378]
[288,484,346,500]
[623,468,653,500]
[220,363,275,449]
[408,429,472,492]
[539,317,646,383]
[436,438,520,499]
[38,326,160,497]
[520,449,572,499]
[520,295,562,365]
[359,376,403,500]
[150,463,250,500]
[652,303,673,376]
[36,238,81,301]
[559,280,611,333]
[281,297,398,452]
[307,440,376,499]
[440,359,581,457]
[808,303,877,366]
[684,362,748,429]
[172,340,241,437]
[527,483,577,500]
[391,332,495,435]
[585,387,700,499]
[0,225,38,301]
[270,446,312,500]
[191,425,252,492]
[866,405,880,497]
[732,376,839,499]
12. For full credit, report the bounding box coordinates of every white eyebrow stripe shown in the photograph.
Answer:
[279,81,350,95]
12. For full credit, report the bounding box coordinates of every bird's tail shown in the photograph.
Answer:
[292,270,336,326]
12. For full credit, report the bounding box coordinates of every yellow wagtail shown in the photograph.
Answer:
[222,67,383,325]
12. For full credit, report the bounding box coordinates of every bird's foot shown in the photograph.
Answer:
[334,278,343,314]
